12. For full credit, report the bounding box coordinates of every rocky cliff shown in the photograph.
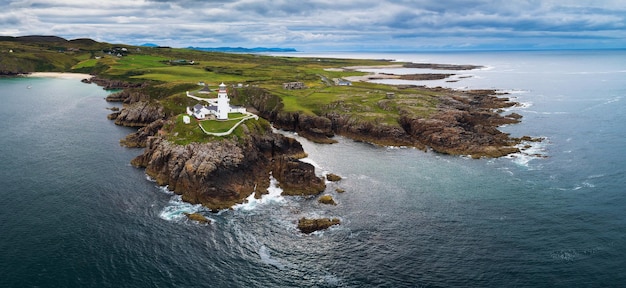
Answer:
[108,100,165,127]
[130,122,325,211]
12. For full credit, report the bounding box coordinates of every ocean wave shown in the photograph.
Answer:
[258,245,286,270]
[158,195,205,222]
[498,89,529,95]
[145,174,156,182]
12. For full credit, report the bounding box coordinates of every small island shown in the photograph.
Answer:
[1,36,539,225]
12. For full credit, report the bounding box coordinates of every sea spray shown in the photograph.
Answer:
[233,174,285,211]
[158,195,205,221]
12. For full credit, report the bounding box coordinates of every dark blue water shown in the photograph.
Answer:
[1,50,625,287]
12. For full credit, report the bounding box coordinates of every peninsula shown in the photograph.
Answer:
[1,36,537,224]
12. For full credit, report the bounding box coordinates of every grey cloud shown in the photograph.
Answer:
[1,0,625,50]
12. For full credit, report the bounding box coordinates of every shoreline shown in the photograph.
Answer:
[26,72,93,80]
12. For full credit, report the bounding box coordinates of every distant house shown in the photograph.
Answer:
[199,84,211,94]
[333,78,352,86]
[283,82,305,90]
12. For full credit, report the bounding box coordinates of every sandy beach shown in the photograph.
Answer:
[27,72,93,80]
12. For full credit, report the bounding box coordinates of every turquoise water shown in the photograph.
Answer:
[1,50,625,287]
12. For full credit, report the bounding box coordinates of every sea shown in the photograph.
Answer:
[1,50,625,287]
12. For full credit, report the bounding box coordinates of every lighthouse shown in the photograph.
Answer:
[216,82,230,120]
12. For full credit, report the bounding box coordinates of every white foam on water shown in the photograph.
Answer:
[551,249,579,262]
[156,185,174,195]
[299,157,321,169]
[258,245,285,270]
[232,175,285,211]
[505,139,548,168]
[319,274,342,287]
[159,195,204,222]
[499,89,529,95]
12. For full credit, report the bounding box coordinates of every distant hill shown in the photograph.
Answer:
[0,35,68,43]
[187,46,297,53]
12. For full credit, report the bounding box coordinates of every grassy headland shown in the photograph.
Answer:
[1,36,528,157]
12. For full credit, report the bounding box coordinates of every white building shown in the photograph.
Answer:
[186,83,246,121]
[216,83,230,120]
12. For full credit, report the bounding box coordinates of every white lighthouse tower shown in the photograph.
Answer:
[216,82,230,120]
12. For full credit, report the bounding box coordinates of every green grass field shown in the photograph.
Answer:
[1,36,446,134]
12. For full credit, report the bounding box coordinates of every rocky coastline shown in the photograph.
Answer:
[231,85,533,158]
[97,64,535,230]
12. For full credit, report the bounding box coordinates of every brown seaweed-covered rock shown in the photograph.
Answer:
[298,217,340,234]
[184,213,211,224]
[318,195,337,205]
[114,101,165,127]
[131,128,325,211]
[326,173,342,182]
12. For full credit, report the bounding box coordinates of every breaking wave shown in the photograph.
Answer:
[233,174,285,211]
[158,195,204,222]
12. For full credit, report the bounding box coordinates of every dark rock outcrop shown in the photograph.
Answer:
[113,101,165,127]
[120,119,165,148]
[298,217,340,234]
[83,76,147,90]
[399,91,522,157]
[131,128,325,211]
[105,89,151,104]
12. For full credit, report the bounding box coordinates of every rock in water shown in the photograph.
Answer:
[326,173,342,182]
[298,217,340,234]
[318,195,337,205]
[184,213,211,224]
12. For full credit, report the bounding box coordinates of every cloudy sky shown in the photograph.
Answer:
[2,0,625,51]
